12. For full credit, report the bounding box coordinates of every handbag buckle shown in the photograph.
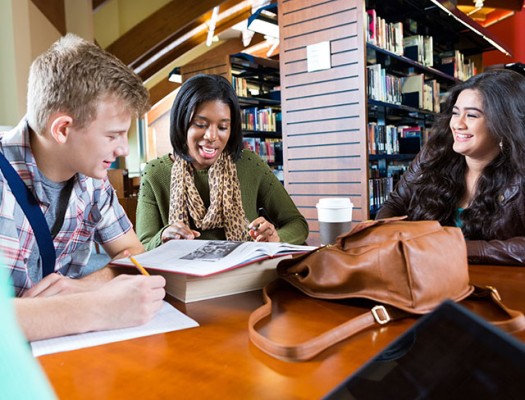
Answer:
[371,305,391,325]
[486,285,501,301]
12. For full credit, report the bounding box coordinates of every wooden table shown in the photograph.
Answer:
[39,265,525,399]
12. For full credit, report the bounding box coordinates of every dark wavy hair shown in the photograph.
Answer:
[405,69,525,239]
[169,74,243,162]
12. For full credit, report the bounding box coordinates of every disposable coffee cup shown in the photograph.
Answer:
[316,198,353,245]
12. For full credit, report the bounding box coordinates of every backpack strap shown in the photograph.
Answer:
[0,151,56,277]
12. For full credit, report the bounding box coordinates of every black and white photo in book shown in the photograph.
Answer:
[111,239,316,277]
[180,241,243,262]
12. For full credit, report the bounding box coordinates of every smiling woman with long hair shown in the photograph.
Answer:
[377,69,525,265]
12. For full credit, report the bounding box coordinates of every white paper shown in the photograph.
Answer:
[30,301,199,357]
[111,240,316,277]
[307,41,331,72]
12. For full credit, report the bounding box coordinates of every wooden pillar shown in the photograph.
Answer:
[278,0,368,245]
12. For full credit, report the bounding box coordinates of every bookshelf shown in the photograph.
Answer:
[180,54,283,179]
[277,0,510,245]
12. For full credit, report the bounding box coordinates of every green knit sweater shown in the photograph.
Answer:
[136,150,309,250]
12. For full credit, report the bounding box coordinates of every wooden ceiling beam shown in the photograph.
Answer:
[129,18,205,71]
[105,0,226,67]
[130,0,245,71]
[92,0,111,12]
[137,4,252,81]
[31,0,66,34]
[149,81,180,108]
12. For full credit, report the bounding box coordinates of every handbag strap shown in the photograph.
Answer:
[248,280,410,361]
[470,285,525,333]
[248,280,525,362]
[0,151,56,277]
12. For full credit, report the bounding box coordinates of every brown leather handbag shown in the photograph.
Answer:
[248,217,525,361]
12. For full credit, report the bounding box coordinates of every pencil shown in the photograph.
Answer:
[129,256,150,276]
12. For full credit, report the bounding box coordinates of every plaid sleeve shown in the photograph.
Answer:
[93,177,133,244]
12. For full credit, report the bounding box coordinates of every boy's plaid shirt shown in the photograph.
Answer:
[0,119,132,296]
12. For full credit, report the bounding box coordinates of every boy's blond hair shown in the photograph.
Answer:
[27,33,150,133]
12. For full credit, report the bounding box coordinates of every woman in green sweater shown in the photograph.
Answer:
[136,74,308,250]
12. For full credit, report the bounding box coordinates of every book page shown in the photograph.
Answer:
[30,301,199,357]
[111,240,315,276]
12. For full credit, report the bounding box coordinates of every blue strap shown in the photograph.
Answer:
[0,151,56,277]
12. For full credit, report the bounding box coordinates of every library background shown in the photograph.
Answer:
[2,0,525,244]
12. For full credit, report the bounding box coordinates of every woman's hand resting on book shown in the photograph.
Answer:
[162,223,201,242]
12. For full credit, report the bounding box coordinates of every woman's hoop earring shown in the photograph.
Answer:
[499,141,503,151]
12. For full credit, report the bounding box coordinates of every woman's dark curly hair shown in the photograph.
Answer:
[169,74,243,162]
[405,69,525,239]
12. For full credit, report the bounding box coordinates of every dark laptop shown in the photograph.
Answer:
[324,300,525,400]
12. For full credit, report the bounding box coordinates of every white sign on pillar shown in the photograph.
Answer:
[306,41,331,72]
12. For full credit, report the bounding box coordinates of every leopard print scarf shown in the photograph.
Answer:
[168,153,252,241]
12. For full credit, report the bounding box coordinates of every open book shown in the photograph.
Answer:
[111,240,316,302]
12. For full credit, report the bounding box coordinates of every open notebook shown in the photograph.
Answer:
[324,300,525,399]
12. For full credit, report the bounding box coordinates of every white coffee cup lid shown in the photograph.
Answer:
[316,197,353,209]
[316,197,353,222]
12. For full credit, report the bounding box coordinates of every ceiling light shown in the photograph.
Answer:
[168,67,182,83]
[206,6,220,47]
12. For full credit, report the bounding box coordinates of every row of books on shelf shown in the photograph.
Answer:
[243,137,283,165]
[366,9,476,80]
[232,75,250,97]
[366,9,432,66]
[369,176,393,214]
[403,35,434,68]
[369,163,409,213]
[370,162,409,181]
[366,9,404,57]
[436,50,478,82]
[367,65,441,112]
[367,64,402,105]
[241,107,281,132]
[368,123,429,155]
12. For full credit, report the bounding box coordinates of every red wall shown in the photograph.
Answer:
[483,10,525,67]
